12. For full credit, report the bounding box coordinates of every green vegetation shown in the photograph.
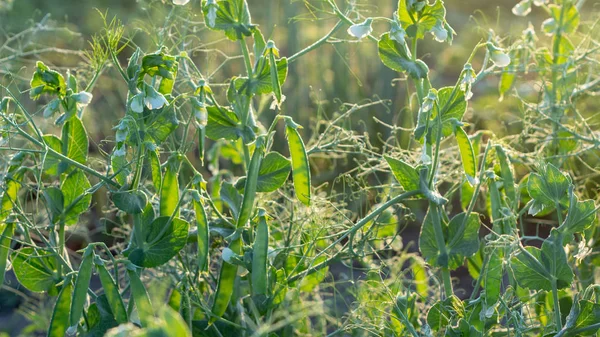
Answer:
[1,0,600,336]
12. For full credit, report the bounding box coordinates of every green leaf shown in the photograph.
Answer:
[140,52,179,95]
[61,170,92,226]
[42,135,63,176]
[378,33,429,79]
[112,190,148,214]
[43,187,64,224]
[483,248,503,304]
[96,263,128,324]
[127,216,190,268]
[397,0,446,40]
[47,283,73,337]
[11,247,58,292]
[426,295,465,331]
[61,117,89,171]
[527,162,570,216]
[542,4,580,36]
[221,181,242,221]
[145,108,179,144]
[384,156,420,191]
[285,118,311,206]
[430,87,467,140]
[511,230,573,291]
[419,211,480,270]
[561,300,600,336]
[30,61,66,100]
[454,127,477,185]
[236,152,291,193]
[206,106,242,141]
[84,297,119,336]
[203,0,253,41]
[559,188,597,236]
[235,57,288,96]
[111,154,130,187]
[70,247,94,326]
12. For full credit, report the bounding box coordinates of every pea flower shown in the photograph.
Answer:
[173,0,190,5]
[512,0,532,16]
[459,63,476,100]
[421,89,438,113]
[144,84,168,110]
[347,18,373,40]
[130,92,144,113]
[390,16,406,44]
[430,21,448,43]
[487,43,511,68]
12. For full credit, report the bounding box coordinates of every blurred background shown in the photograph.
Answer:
[1,0,599,335]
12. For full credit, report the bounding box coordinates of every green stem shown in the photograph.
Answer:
[429,203,453,298]
[288,21,345,63]
[552,280,563,331]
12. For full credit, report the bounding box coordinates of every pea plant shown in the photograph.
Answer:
[0,0,599,336]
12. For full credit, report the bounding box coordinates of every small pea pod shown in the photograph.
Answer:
[284,117,311,206]
[127,267,154,326]
[454,126,478,186]
[211,237,242,323]
[149,149,162,192]
[160,156,180,217]
[267,41,283,106]
[495,145,516,207]
[0,223,14,286]
[193,195,210,272]
[96,261,128,324]
[48,280,73,337]
[70,246,94,327]
[252,210,269,296]
[237,136,265,227]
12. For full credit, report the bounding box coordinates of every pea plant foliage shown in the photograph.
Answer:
[1,0,600,336]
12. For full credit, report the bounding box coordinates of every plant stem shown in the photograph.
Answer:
[429,203,453,298]
[552,280,563,331]
[288,21,344,63]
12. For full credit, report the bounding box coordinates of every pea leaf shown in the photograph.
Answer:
[236,151,291,193]
[384,156,419,191]
[112,190,148,214]
[127,216,190,268]
[542,4,579,36]
[427,295,465,331]
[558,188,597,237]
[47,283,73,337]
[11,247,58,293]
[378,33,429,79]
[61,170,92,226]
[221,181,242,220]
[419,211,480,270]
[29,61,66,100]
[0,223,15,287]
[560,300,600,337]
[140,52,179,95]
[527,162,570,216]
[145,107,179,145]
[60,117,89,173]
[203,0,253,41]
[42,135,62,176]
[235,57,288,96]
[206,106,242,141]
[429,87,467,140]
[397,0,446,40]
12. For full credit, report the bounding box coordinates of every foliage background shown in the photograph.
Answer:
[0,0,599,335]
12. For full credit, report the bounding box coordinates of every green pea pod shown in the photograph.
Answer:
[0,223,14,286]
[149,149,162,192]
[48,281,73,337]
[160,156,180,217]
[237,137,265,228]
[96,262,128,324]
[269,48,282,105]
[284,117,311,206]
[454,126,477,186]
[252,211,269,296]
[70,246,94,327]
[211,237,242,323]
[127,268,154,326]
[194,197,210,272]
[198,127,206,164]
[495,145,516,207]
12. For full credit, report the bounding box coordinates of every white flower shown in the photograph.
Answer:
[512,0,532,17]
[430,21,448,43]
[421,143,432,165]
[421,89,438,113]
[173,0,190,5]
[130,92,144,113]
[113,145,127,157]
[193,100,208,127]
[143,85,168,110]
[221,248,234,263]
[390,19,406,44]
[347,18,373,40]
[43,99,60,118]
[71,91,93,105]
[488,44,511,67]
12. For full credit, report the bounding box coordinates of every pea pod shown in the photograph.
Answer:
[70,246,94,327]
[237,136,265,227]
[284,117,311,206]
[267,41,283,105]
[252,210,269,296]
[96,261,128,323]
[454,126,477,186]
[48,281,73,337]
[160,156,180,217]
[495,145,516,207]
[0,223,14,286]
[193,196,210,272]
[149,149,162,192]
[211,237,242,323]
[127,267,154,326]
